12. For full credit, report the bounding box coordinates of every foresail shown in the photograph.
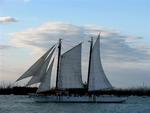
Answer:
[37,58,55,93]
[26,48,55,86]
[57,43,83,89]
[88,36,112,91]
[16,45,55,82]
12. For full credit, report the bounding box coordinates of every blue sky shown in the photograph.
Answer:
[0,0,150,88]
[1,0,150,37]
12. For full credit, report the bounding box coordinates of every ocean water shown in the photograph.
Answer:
[0,95,150,113]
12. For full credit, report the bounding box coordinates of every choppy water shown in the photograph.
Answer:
[0,95,150,113]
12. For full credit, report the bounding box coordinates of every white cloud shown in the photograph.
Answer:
[125,35,142,42]
[11,22,117,48]
[0,44,12,49]
[10,22,149,62]
[0,16,18,24]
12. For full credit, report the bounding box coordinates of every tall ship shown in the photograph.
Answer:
[16,34,127,103]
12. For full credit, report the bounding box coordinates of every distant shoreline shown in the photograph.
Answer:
[0,86,37,95]
[0,86,150,96]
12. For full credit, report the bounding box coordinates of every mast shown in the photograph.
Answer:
[87,37,93,89]
[56,38,62,89]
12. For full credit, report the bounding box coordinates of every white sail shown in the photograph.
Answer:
[37,58,55,93]
[26,48,55,86]
[88,36,112,91]
[58,43,83,89]
[16,45,55,81]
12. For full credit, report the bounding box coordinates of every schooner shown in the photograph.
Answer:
[16,34,127,103]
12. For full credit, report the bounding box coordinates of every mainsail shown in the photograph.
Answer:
[26,48,55,86]
[57,43,83,89]
[88,36,112,91]
[36,58,55,93]
[16,45,55,81]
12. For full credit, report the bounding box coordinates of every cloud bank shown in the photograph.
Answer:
[0,45,12,49]
[10,22,149,63]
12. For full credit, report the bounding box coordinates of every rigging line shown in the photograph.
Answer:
[61,42,76,48]
[64,39,83,45]
[63,38,81,44]
[62,36,98,44]
[62,40,79,48]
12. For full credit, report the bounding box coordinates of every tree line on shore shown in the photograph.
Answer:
[0,85,150,96]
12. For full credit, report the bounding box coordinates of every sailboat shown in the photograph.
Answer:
[16,34,127,103]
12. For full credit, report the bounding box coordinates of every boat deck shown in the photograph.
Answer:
[29,95,127,103]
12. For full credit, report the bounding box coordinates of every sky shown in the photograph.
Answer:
[0,0,150,88]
